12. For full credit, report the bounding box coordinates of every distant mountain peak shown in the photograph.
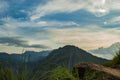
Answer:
[89,42,120,59]
[111,42,120,48]
[62,45,79,49]
[59,45,84,51]
[63,45,78,48]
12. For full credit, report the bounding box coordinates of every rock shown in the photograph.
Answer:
[72,63,120,80]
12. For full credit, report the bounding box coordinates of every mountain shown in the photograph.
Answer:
[20,50,51,62]
[38,45,109,72]
[0,52,10,61]
[89,42,120,59]
[0,50,51,63]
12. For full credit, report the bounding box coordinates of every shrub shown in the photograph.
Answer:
[111,51,120,65]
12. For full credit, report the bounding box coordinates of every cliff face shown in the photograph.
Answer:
[73,63,120,80]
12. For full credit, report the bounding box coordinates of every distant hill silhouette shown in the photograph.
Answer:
[0,51,51,63]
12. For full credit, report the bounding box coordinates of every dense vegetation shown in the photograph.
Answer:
[111,51,120,65]
[0,62,77,80]
[35,66,77,80]
[0,60,31,80]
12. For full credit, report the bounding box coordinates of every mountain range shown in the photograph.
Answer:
[89,42,120,59]
[1,42,119,63]
[0,45,119,80]
[0,50,51,63]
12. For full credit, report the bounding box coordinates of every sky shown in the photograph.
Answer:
[0,0,120,54]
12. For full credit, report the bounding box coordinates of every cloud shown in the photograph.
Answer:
[36,21,79,28]
[48,25,120,50]
[107,16,120,25]
[30,0,120,21]
[0,16,119,51]
[0,37,49,49]
[0,0,9,13]
[30,0,85,20]
[106,0,120,10]
[1,17,78,28]
[103,15,120,28]
[0,17,80,40]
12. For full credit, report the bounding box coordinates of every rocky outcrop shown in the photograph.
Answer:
[73,63,120,80]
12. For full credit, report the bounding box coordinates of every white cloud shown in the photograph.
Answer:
[30,0,120,21]
[0,17,79,51]
[0,18,20,37]
[30,0,85,21]
[37,21,79,27]
[48,25,120,50]
[108,16,120,24]
[88,0,109,17]
[107,0,120,10]
[1,17,79,29]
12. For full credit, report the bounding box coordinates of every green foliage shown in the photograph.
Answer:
[111,51,120,65]
[17,69,30,80]
[48,66,77,80]
[0,63,30,80]
[0,54,31,80]
[72,67,79,79]
[0,63,17,80]
[0,61,77,80]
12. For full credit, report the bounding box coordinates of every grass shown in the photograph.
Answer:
[111,51,120,65]
[0,61,77,80]
[0,61,31,80]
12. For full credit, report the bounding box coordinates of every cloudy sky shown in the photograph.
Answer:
[0,0,120,54]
